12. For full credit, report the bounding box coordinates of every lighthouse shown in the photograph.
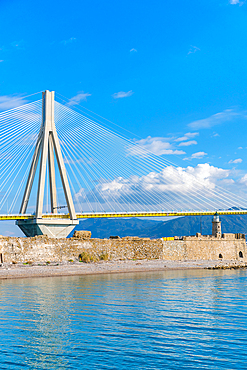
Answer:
[212,213,221,237]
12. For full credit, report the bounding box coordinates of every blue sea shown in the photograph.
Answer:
[0,269,247,369]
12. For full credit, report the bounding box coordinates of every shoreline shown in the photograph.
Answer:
[0,259,246,280]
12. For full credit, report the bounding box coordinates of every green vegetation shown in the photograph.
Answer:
[99,252,109,261]
[79,252,98,263]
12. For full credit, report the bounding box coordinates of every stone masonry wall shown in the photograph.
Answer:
[162,238,246,261]
[0,234,246,264]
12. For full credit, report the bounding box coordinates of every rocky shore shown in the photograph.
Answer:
[207,261,247,269]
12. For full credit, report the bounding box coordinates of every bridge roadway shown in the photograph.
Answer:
[1,210,247,221]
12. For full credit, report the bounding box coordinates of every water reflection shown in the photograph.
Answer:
[0,269,246,369]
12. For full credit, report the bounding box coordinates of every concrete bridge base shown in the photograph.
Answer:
[16,218,79,238]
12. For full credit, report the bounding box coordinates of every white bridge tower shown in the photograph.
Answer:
[17,90,78,238]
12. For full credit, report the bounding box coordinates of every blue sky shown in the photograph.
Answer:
[1,0,247,234]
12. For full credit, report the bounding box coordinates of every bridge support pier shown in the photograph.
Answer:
[16,218,79,238]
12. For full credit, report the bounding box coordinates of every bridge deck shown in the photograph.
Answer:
[1,210,247,221]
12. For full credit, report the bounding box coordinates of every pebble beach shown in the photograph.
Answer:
[0,259,246,279]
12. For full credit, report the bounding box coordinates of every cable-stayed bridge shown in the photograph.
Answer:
[1,90,247,237]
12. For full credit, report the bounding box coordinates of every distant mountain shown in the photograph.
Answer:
[70,214,247,239]
[70,218,160,238]
[148,215,247,238]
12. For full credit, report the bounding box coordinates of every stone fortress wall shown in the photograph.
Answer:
[0,215,246,264]
[0,232,245,264]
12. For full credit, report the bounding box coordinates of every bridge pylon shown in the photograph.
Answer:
[16,90,78,238]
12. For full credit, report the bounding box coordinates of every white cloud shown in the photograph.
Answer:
[0,60,3,63]
[238,147,243,149]
[128,133,199,157]
[239,174,247,185]
[74,162,247,211]
[221,179,235,185]
[130,48,137,52]
[183,151,207,160]
[175,132,199,142]
[183,163,230,184]
[128,136,185,156]
[0,94,28,111]
[77,164,231,207]
[112,90,134,99]
[188,109,246,129]
[178,140,197,147]
[191,151,207,158]
[229,158,242,164]
[74,188,87,203]
[67,91,91,106]
[188,45,200,55]
[61,37,76,45]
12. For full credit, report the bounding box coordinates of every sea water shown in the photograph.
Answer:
[0,269,247,369]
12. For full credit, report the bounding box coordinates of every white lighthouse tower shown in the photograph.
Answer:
[212,213,221,238]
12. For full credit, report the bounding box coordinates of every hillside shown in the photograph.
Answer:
[71,214,247,239]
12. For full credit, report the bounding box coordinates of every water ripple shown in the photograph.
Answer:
[0,269,247,369]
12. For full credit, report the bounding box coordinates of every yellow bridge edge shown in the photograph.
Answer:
[1,210,247,221]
